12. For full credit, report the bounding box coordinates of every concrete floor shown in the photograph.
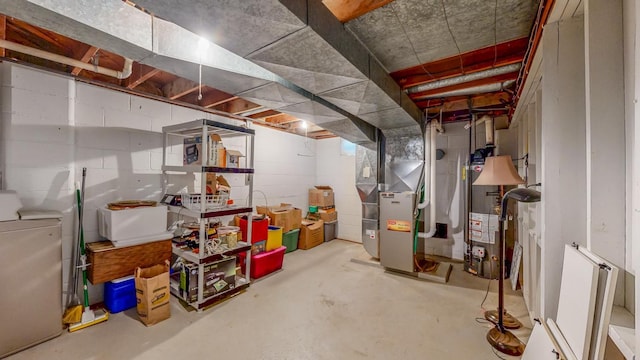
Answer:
[9,240,531,360]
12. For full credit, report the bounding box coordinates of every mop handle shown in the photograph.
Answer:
[77,168,89,308]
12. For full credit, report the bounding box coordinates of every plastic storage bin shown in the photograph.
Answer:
[251,246,286,279]
[239,216,269,244]
[324,221,337,242]
[266,226,283,251]
[104,275,136,313]
[282,229,300,253]
[238,246,286,279]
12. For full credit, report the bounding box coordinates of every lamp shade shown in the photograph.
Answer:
[473,155,524,186]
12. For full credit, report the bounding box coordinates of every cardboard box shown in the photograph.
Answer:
[309,186,334,207]
[256,204,302,233]
[280,204,302,230]
[318,208,338,222]
[225,149,244,168]
[298,219,324,250]
[206,174,230,195]
[183,135,224,166]
[205,173,217,194]
[209,134,225,167]
[180,257,236,303]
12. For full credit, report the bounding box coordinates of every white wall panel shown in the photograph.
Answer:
[315,137,360,242]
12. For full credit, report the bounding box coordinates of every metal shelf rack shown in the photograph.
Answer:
[162,118,254,311]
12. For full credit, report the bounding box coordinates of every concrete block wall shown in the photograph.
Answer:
[0,62,78,302]
[252,125,317,210]
[0,63,319,306]
[316,137,361,242]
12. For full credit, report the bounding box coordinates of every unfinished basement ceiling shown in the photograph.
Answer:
[132,0,540,124]
[345,0,538,72]
[0,0,542,137]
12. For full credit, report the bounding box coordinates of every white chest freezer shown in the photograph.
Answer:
[0,218,62,358]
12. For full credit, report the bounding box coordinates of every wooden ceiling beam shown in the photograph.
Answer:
[201,93,237,108]
[211,98,261,114]
[308,129,334,136]
[391,37,528,89]
[0,16,5,57]
[265,113,298,124]
[6,22,66,54]
[322,0,396,22]
[162,77,201,100]
[312,131,337,139]
[409,71,519,100]
[70,46,99,76]
[15,21,66,51]
[288,121,324,133]
[3,16,337,138]
[249,109,281,119]
[423,92,511,115]
[126,63,160,89]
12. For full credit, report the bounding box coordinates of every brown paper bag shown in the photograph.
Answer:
[135,260,171,326]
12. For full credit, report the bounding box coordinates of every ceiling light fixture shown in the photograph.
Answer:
[198,36,209,53]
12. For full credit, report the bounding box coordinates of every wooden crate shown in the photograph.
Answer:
[87,240,172,284]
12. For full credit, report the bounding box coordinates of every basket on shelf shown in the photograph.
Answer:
[181,193,230,210]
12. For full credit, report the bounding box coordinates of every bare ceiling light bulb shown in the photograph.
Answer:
[198,37,209,55]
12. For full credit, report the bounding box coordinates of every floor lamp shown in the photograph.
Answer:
[473,155,540,356]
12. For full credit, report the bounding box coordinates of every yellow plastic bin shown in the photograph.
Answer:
[266,226,283,251]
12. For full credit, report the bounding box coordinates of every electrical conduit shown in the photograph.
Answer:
[0,39,133,79]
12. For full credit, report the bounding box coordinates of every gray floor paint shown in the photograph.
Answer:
[9,240,531,359]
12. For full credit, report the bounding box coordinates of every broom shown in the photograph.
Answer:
[62,181,86,324]
[67,168,109,332]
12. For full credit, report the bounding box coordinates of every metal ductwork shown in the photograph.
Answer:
[130,0,424,136]
[0,0,379,144]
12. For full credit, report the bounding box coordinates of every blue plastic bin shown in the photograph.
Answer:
[104,275,136,313]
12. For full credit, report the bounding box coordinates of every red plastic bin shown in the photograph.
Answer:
[238,246,286,279]
[239,216,269,244]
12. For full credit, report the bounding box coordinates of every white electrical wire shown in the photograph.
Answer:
[249,189,269,209]
[198,63,203,101]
